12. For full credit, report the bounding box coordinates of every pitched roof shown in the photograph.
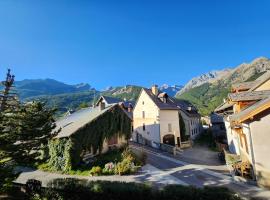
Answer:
[228,90,270,102]
[143,88,179,110]
[249,71,270,91]
[171,98,200,117]
[214,101,234,112]
[96,96,122,105]
[54,104,117,138]
[210,113,224,124]
[230,96,270,123]
[231,81,257,92]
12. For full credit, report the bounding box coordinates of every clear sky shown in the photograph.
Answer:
[0,0,270,89]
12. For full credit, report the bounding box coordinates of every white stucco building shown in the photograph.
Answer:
[132,85,201,148]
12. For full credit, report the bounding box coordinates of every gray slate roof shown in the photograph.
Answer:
[210,113,224,124]
[230,96,270,122]
[143,88,179,110]
[228,90,270,102]
[54,104,116,139]
[171,98,200,117]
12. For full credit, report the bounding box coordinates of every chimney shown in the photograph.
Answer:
[128,103,133,112]
[99,102,105,111]
[151,85,159,96]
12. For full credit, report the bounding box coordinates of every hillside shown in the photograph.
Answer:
[16,79,92,99]
[176,69,232,96]
[176,57,270,116]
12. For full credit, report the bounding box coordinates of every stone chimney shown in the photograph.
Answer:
[99,102,105,111]
[151,85,159,96]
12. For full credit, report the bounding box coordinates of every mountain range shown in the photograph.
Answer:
[5,56,270,116]
[176,57,270,115]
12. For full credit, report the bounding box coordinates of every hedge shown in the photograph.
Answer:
[29,179,243,200]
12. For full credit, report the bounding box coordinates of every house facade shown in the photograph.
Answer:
[214,71,270,188]
[175,100,201,140]
[133,85,201,148]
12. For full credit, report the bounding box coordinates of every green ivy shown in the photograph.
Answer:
[48,105,131,171]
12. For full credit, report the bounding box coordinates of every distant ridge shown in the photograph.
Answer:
[176,57,270,115]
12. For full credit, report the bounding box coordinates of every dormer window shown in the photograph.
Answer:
[158,92,168,103]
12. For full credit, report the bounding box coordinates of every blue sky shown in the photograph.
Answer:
[0,0,270,89]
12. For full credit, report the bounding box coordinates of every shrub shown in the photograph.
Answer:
[102,162,115,175]
[89,166,102,176]
[29,179,243,200]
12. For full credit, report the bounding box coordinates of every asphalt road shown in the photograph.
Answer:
[130,142,270,200]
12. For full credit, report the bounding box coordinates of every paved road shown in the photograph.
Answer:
[130,143,270,200]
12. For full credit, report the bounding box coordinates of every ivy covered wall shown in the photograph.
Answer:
[48,105,132,171]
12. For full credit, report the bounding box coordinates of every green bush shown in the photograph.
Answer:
[102,162,115,175]
[29,179,243,200]
[89,166,102,176]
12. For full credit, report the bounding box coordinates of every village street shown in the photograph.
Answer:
[130,143,270,200]
[14,142,270,200]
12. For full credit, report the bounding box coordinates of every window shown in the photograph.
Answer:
[143,123,145,131]
[142,101,144,105]
[168,123,172,132]
[142,111,145,118]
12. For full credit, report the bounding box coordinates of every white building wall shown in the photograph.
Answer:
[179,110,201,140]
[225,119,240,155]
[159,110,181,145]
[133,90,160,143]
[249,111,270,188]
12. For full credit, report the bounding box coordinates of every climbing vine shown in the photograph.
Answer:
[48,105,131,171]
[179,113,189,142]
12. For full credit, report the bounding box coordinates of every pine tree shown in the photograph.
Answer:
[0,69,58,163]
[14,101,58,162]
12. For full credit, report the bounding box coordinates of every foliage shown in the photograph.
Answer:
[0,76,57,164]
[25,91,96,117]
[177,83,230,116]
[179,113,189,142]
[89,166,102,176]
[102,162,115,175]
[48,105,131,170]
[90,148,123,168]
[115,158,136,175]
[48,138,73,172]
[100,85,142,102]
[16,78,92,99]
[27,179,243,200]
[0,163,17,193]
[78,102,89,109]
[195,129,217,151]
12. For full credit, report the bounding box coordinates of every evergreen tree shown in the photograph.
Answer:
[14,101,58,162]
[0,69,58,163]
